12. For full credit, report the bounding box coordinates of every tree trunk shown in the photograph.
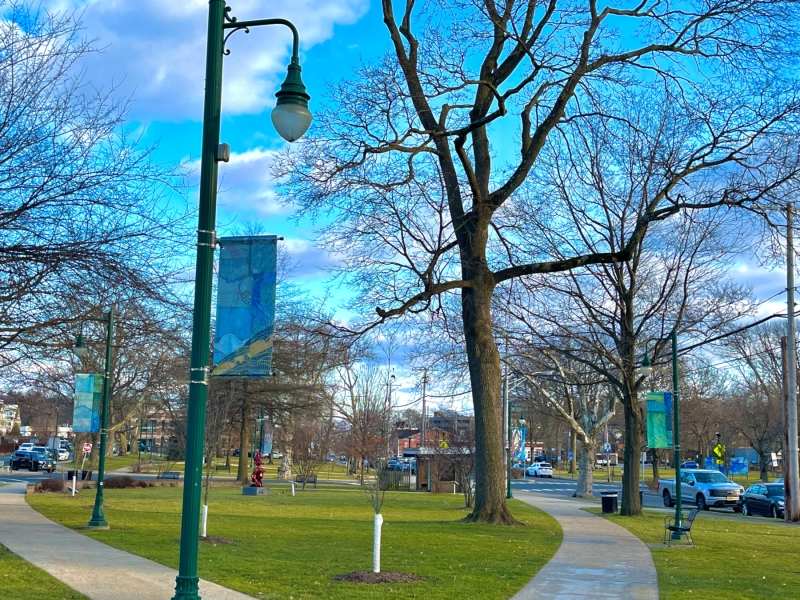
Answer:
[569,431,577,473]
[620,400,643,516]
[650,449,661,487]
[760,454,769,482]
[118,431,128,456]
[237,398,250,483]
[461,277,519,525]
[573,438,597,497]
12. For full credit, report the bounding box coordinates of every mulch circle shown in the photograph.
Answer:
[200,536,237,545]
[333,570,425,584]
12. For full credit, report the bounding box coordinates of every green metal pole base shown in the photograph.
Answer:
[83,523,110,530]
[669,529,690,544]
[506,490,514,499]
[173,575,200,600]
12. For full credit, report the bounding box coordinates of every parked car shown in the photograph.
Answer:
[658,469,744,511]
[57,448,69,461]
[680,461,700,469]
[17,442,34,452]
[527,462,553,478]
[9,450,55,472]
[774,477,784,484]
[386,460,402,471]
[740,483,785,518]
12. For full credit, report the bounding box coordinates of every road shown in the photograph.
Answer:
[511,475,741,514]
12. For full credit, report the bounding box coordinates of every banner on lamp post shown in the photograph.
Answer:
[212,235,277,378]
[261,421,273,456]
[511,427,526,462]
[73,374,102,433]
[646,391,673,449]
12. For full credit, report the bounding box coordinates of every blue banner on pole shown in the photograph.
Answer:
[73,374,102,433]
[646,392,673,449]
[511,427,526,462]
[730,457,748,476]
[212,236,277,378]
[261,421,273,456]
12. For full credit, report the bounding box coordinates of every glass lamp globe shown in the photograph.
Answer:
[271,103,312,142]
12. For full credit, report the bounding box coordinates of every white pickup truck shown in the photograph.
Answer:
[658,469,744,511]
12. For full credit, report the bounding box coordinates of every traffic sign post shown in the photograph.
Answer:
[83,443,92,454]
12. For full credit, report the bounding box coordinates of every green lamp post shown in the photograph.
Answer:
[73,309,114,529]
[639,329,686,540]
[173,3,311,599]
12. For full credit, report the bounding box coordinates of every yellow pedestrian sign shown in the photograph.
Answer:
[438,440,449,448]
[713,443,726,458]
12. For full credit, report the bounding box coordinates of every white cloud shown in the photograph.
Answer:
[38,0,368,121]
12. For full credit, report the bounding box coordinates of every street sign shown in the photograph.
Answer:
[568,451,574,461]
[713,443,726,458]
[83,442,92,454]
[603,443,611,455]
[438,440,449,448]
[715,458,724,465]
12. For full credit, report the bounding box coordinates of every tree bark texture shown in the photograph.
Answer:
[573,439,597,498]
[460,278,520,525]
[621,401,643,516]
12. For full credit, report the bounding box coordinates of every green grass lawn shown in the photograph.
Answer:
[0,544,87,600]
[29,487,561,599]
[590,507,800,599]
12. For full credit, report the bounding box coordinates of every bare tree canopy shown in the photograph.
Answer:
[0,2,191,357]
[276,0,800,522]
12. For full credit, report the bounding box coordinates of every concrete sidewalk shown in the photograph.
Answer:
[513,492,659,600]
[0,483,252,600]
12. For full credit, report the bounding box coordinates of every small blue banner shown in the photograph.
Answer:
[73,374,102,433]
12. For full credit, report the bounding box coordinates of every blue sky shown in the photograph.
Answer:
[38,0,388,285]
[17,1,794,410]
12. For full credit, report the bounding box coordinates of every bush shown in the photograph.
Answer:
[36,479,65,493]
[104,476,137,489]
[135,480,149,488]
[511,468,524,479]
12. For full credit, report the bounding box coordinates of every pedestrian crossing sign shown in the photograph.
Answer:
[713,443,725,458]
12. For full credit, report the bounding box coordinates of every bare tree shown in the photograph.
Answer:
[722,322,785,482]
[201,380,238,537]
[0,2,190,363]
[276,0,800,523]
[510,351,615,498]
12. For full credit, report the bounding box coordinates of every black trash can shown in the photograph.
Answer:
[639,490,643,506]
[601,491,619,514]
[66,470,76,480]
[81,470,93,481]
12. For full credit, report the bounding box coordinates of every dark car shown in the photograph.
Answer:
[10,450,55,472]
[680,461,700,469]
[740,483,785,518]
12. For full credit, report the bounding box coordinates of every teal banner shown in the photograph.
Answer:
[646,392,673,449]
[212,235,277,378]
[73,374,102,433]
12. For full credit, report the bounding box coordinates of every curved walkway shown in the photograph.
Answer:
[0,483,251,600]
[513,492,659,600]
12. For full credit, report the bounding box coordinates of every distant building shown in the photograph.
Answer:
[0,402,20,436]
[428,412,474,437]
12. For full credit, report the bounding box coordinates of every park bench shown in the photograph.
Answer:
[214,464,231,474]
[294,474,317,489]
[158,471,181,480]
[663,507,699,547]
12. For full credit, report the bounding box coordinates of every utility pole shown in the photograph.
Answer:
[421,368,428,448]
[786,201,800,521]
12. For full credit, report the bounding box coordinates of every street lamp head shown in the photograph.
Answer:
[271,57,312,142]
[72,333,87,358]
[519,412,526,426]
[638,350,652,377]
